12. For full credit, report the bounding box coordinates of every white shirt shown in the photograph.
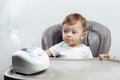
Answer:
[49,41,93,59]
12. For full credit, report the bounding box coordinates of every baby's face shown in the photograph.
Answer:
[62,22,85,47]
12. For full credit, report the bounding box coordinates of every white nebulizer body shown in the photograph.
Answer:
[12,47,50,74]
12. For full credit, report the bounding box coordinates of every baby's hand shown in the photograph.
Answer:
[99,54,110,60]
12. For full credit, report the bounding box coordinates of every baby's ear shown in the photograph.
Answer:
[81,32,86,40]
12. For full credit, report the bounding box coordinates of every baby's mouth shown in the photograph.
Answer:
[66,39,73,43]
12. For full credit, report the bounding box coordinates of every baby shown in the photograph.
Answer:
[45,13,110,59]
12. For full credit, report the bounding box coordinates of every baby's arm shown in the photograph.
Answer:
[99,54,110,60]
[45,50,52,57]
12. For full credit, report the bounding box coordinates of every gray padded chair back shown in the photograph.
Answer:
[41,21,111,57]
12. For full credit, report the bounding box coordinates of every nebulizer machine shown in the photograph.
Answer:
[12,47,49,74]
[8,20,49,74]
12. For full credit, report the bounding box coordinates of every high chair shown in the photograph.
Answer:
[41,21,111,57]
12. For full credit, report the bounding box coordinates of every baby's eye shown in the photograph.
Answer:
[63,30,68,33]
[72,32,77,34]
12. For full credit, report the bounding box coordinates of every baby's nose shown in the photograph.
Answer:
[67,32,72,36]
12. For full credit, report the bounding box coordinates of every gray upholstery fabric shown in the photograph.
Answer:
[41,21,111,57]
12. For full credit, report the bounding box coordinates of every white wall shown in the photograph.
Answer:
[0,0,120,80]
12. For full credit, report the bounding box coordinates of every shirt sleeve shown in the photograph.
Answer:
[86,47,93,58]
[49,42,61,57]
[82,44,93,58]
